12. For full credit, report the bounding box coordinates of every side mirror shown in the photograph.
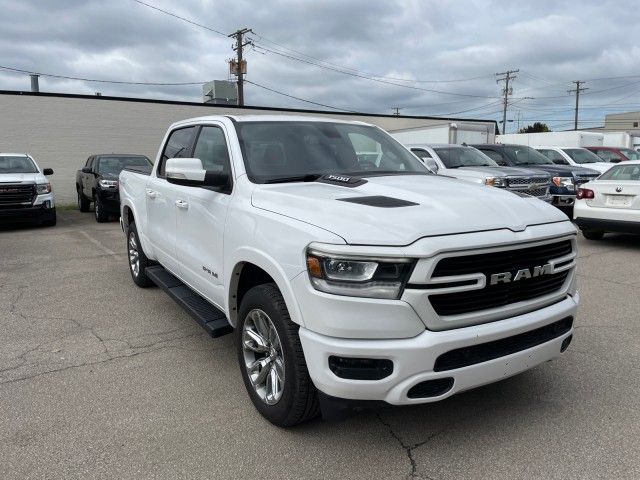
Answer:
[43,168,54,175]
[424,158,439,174]
[165,158,230,189]
[81,166,92,173]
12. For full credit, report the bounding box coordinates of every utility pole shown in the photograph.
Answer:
[229,28,252,106]
[568,81,588,130]
[392,107,403,116]
[496,69,518,134]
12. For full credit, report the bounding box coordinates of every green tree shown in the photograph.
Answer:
[519,122,551,133]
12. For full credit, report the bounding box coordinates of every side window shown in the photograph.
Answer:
[481,149,506,165]
[595,150,618,162]
[159,127,196,177]
[540,149,568,164]
[193,126,231,175]
[411,148,432,160]
[85,157,93,168]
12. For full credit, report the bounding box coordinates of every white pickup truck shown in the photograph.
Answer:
[119,115,579,427]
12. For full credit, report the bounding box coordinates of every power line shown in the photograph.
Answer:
[130,0,228,36]
[243,79,356,112]
[0,64,204,85]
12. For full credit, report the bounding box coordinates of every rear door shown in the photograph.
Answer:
[146,126,197,274]
[175,124,233,307]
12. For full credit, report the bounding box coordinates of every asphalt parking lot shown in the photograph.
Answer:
[1,210,639,480]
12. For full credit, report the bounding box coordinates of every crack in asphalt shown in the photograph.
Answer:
[376,412,443,479]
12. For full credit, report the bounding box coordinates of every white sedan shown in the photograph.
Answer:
[574,160,640,239]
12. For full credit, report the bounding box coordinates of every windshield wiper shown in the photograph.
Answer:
[263,174,324,184]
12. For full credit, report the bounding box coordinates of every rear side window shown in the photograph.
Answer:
[593,150,621,162]
[159,127,196,177]
[193,126,231,174]
[411,148,432,160]
[479,149,506,165]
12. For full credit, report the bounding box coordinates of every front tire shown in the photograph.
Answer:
[236,283,319,427]
[582,229,605,240]
[127,221,154,287]
[95,197,109,223]
[41,208,57,227]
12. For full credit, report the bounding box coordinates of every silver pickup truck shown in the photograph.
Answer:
[408,144,552,202]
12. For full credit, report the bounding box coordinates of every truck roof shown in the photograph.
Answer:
[172,114,372,127]
[406,143,468,149]
[0,153,30,157]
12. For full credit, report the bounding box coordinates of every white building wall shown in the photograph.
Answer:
[0,92,496,203]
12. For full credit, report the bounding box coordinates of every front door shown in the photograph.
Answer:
[175,124,233,308]
[146,126,197,274]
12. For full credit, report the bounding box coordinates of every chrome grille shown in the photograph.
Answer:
[507,176,548,186]
[505,176,550,198]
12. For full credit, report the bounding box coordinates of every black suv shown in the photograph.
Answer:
[76,154,152,222]
[472,144,600,210]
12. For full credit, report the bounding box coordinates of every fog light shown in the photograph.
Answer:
[328,356,393,380]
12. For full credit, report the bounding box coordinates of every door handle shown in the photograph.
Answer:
[175,199,189,209]
[146,189,157,199]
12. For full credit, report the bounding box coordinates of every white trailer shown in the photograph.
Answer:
[389,121,496,145]
[497,131,604,147]
[601,132,640,149]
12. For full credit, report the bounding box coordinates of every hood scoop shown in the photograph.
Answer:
[337,196,419,208]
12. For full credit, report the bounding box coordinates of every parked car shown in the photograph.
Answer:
[408,144,551,202]
[76,154,152,222]
[119,115,578,427]
[0,153,56,227]
[574,161,640,239]
[585,146,640,163]
[472,144,600,209]
[534,146,613,174]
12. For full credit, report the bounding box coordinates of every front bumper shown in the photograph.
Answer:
[299,293,578,405]
[96,189,120,213]
[0,194,55,223]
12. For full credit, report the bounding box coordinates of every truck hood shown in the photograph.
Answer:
[0,173,42,184]
[512,164,600,177]
[455,165,548,177]
[251,174,567,246]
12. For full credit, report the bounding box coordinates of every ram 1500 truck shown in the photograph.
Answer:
[0,153,56,226]
[119,116,579,427]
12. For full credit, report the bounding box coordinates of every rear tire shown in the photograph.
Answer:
[95,198,109,223]
[582,229,605,240]
[236,283,319,427]
[127,221,154,287]
[77,189,90,212]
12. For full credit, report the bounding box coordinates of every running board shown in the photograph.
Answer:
[145,265,233,338]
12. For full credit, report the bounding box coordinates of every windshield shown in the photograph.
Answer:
[502,145,553,165]
[563,148,601,164]
[97,156,151,175]
[598,163,640,181]
[433,147,498,168]
[0,155,38,173]
[620,148,640,160]
[235,121,428,183]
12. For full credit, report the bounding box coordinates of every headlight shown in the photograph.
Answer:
[306,250,414,299]
[485,177,506,187]
[99,179,118,188]
[35,183,51,194]
[552,176,574,189]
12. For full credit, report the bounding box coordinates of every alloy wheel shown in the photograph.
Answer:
[128,232,139,277]
[241,309,285,405]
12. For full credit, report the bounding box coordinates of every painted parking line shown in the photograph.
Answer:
[78,230,116,256]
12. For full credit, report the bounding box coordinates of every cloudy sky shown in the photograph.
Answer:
[1,0,639,132]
